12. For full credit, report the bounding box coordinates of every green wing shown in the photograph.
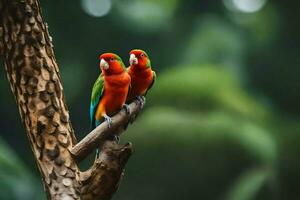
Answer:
[145,71,156,96]
[90,74,104,128]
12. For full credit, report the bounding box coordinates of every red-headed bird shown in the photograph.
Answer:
[127,49,156,104]
[90,53,131,130]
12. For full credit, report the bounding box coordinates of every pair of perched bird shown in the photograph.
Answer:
[90,49,156,132]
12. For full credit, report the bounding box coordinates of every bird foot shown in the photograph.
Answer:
[95,148,100,159]
[129,96,145,124]
[123,104,131,115]
[136,96,145,109]
[115,135,120,143]
[103,114,112,128]
[107,134,120,143]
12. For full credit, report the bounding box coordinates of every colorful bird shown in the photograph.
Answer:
[127,49,156,104]
[90,52,131,130]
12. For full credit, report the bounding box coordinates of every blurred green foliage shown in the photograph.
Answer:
[1,0,300,199]
[0,139,44,199]
[117,64,277,199]
[150,66,268,120]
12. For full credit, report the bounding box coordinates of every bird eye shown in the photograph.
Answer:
[110,58,115,61]
[140,53,144,57]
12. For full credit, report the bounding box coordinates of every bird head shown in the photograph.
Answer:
[129,49,151,69]
[99,53,126,75]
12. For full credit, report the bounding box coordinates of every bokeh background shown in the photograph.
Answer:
[1,0,300,199]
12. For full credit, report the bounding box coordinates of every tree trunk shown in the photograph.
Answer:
[0,0,138,199]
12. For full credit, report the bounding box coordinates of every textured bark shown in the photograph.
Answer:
[0,0,81,199]
[80,141,132,200]
[0,0,137,199]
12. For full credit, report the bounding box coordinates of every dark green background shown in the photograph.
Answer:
[1,0,300,199]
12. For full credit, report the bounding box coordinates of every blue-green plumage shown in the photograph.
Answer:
[90,74,105,158]
[90,74,104,129]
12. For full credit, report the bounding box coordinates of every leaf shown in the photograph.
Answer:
[225,167,272,200]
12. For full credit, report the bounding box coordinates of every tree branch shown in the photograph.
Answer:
[71,99,143,162]
[80,141,132,200]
